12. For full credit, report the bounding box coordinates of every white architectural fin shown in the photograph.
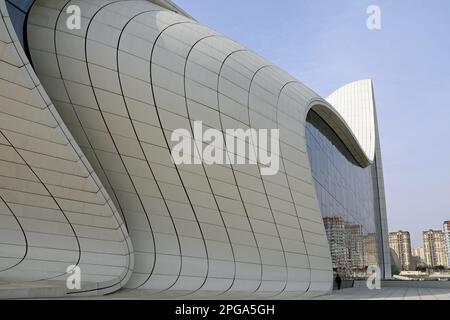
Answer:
[326,79,376,162]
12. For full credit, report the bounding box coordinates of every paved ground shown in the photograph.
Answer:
[94,286,450,300]
[2,279,450,299]
[315,287,450,300]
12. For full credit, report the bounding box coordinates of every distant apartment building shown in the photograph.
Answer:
[389,231,413,271]
[411,248,427,265]
[423,230,449,268]
[444,221,450,267]
[412,247,426,268]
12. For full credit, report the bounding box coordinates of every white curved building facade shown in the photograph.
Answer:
[0,0,390,298]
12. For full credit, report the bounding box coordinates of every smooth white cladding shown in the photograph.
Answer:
[0,0,386,299]
[327,79,377,162]
[0,0,133,297]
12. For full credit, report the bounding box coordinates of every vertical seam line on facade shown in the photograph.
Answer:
[182,34,238,296]
[78,0,154,292]
[45,0,135,293]
[274,80,313,297]
[48,0,134,292]
[0,193,29,273]
[115,7,185,292]
[217,48,265,296]
[48,0,130,234]
[247,64,290,296]
[149,20,213,297]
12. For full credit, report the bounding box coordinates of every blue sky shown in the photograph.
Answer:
[174,0,450,247]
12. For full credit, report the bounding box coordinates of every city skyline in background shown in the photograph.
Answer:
[389,222,450,274]
[390,220,450,249]
[174,0,450,247]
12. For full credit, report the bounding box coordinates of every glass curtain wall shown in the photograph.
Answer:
[306,110,382,279]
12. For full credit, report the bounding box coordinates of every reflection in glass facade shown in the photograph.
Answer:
[306,110,382,279]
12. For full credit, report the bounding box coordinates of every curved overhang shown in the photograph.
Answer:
[326,79,376,163]
[308,98,373,168]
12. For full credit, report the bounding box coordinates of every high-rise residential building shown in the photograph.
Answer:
[0,0,391,298]
[389,231,413,271]
[423,230,449,268]
[411,247,427,269]
[443,221,450,267]
[412,247,426,265]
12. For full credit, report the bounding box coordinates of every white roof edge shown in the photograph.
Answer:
[326,79,376,162]
[149,0,196,20]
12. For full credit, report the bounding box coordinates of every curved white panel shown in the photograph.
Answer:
[326,79,376,162]
[0,0,133,298]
